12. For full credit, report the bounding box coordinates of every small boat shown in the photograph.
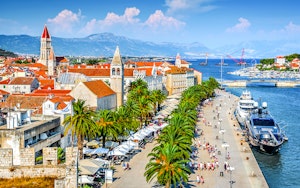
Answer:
[245,101,286,154]
[199,53,208,66]
[235,90,257,127]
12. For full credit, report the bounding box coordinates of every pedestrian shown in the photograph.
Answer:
[126,162,130,170]
[196,175,200,184]
[200,176,205,184]
[122,161,126,170]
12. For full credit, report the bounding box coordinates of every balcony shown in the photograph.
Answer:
[27,132,61,152]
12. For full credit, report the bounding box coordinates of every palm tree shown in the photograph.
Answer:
[95,109,120,148]
[136,95,153,127]
[114,106,139,140]
[144,143,191,188]
[150,90,166,115]
[63,99,96,159]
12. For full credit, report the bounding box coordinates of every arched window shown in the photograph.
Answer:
[117,68,120,75]
[112,68,115,75]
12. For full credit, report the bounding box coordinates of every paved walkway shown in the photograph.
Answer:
[106,89,269,188]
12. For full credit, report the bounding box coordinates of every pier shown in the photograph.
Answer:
[221,79,300,87]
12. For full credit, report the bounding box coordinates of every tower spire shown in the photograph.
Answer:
[41,25,51,39]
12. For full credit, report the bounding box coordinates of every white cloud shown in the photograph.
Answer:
[47,9,82,34]
[80,7,185,37]
[101,7,140,26]
[226,17,251,33]
[145,10,185,29]
[284,22,300,33]
[165,0,215,14]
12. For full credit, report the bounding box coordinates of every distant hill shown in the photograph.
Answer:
[0,48,18,57]
[0,33,209,58]
[0,33,299,58]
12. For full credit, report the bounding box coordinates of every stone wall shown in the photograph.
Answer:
[20,148,35,166]
[0,148,13,167]
[0,147,78,188]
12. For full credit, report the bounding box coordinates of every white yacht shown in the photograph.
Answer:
[235,90,258,127]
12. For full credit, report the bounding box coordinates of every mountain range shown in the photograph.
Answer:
[0,32,299,59]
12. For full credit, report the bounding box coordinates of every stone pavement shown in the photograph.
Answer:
[106,89,269,188]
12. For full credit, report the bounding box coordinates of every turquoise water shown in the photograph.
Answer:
[191,59,300,188]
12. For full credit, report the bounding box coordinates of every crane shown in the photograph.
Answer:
[226,48,247,65]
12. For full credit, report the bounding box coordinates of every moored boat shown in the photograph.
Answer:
[235,90,257,127]
[245,101,286,154]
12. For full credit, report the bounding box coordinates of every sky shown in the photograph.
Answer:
[1,0,300,49]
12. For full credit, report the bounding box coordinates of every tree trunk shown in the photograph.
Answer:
[165,181,171,188]
[77,135,83,159]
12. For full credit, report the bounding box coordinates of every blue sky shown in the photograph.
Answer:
[1,0,299,49]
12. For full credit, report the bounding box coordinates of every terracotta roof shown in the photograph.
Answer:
[56,56,69,63]
[9,77,36,85]
[41,25,51,39]
[83,80,116,98]
[126,61,164,67]
[38,79,55,89]
[49,97,67,110]
[0,78,11,84]
[1,95,46,111]
[0,89,9,95]
[165,66,193,74]
[181,60,189,64]
[68,68,110,77]
[30,89,71,96]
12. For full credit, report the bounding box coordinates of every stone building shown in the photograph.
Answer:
[70,79,117,111]
[0,112,61,165]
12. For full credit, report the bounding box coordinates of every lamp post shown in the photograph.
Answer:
[228,166,235,188]
[221,143,230,161]
[219,129,226,143]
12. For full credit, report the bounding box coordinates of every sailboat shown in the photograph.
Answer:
[216,58,228,66]
[199,53,208,66]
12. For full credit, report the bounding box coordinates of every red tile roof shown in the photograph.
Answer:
[49,97,67,110]
[38,79,55,89]
[0,89,9,95]
[0,95,46,111]
[9,77,36,85]
[68,68,110,77]
[0,78,11,84]
[30,89,71,96]
[83,80,116,98]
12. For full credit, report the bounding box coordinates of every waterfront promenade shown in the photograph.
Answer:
[107,89,268,188]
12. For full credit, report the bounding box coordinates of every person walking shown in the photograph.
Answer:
[200,176,205,184]
[196,175,200,184]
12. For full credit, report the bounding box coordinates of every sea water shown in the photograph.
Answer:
[191,59,300,188]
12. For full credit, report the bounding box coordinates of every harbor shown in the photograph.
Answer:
[108,89,269,188]
[221,79,300,87]
[192,59,299,188]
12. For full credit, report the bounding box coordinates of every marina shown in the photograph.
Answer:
[191,59,298,188]
[244,100,287,154]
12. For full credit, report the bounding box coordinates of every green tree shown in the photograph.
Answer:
[95,109,120,147]
[63,99,96,159]
[144,143,190,188]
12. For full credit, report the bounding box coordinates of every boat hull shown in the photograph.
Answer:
[248,135,283,154]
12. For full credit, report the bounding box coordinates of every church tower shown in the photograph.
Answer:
[175,53,181,68]
[38,25,56,76]
[110,46,124,107]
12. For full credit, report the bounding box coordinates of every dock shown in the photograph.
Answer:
[222,79,300,87]
[108,89,269,188]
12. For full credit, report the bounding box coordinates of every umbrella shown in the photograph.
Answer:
[107,149,127,156]
[86,140,100,148]
[83,147,94,155]
[90,147,109,155]
[104,141,119,148]
[78,175,94,184]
